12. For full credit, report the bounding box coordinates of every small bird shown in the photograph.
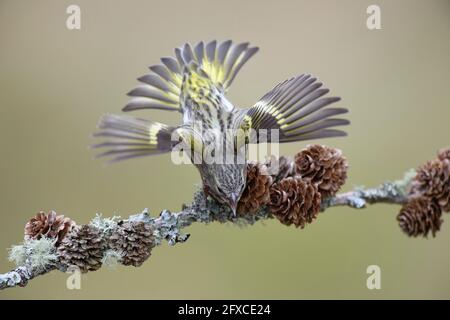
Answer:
[94,40,349,215]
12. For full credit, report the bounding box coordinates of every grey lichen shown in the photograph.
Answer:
[394,168,417,194]
[90,213,121,234]
[357,183,405,204]
[8,244,27,266]
[27,238,58,273]
[9,238,58,273]
[102,249,123,269]
[320,172,413,211]
[129,208,152,224]
[357,169,415,205]
[0,267,29,289]
[153,209,191,246]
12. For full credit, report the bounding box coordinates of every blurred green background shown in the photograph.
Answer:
[0,0,449,299]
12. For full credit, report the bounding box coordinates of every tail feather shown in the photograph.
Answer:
[123,40,258,113]
[93,114,176,163]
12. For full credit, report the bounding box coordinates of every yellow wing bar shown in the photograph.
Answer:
[241,74,350,143]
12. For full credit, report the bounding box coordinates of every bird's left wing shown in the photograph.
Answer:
[238,74,350,143]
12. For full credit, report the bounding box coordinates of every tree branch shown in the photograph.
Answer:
[320,170,416,210]
[0,170,416,290]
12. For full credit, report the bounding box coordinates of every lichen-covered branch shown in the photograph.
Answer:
[1,147,449,291]
[0,266,56,290]
[320,170,416,210]
[0,174,412,290]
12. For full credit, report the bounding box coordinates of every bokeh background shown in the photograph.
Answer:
[0,0,449,299]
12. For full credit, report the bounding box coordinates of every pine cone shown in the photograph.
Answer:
[265,155,296,182]
[410,158,450,212]
[438,148,450,161]
[268,176,321,228]
[397,197,442,237]
[238,162,273,214]
[58,225,105,273]
[108,221,155,267]
[24,210,75,246]
[294,145,348,199]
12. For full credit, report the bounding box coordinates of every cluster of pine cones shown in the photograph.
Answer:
[20,146,448,273]
[397,148,450,238]
[237,144,348,228]
[23,210,155,272]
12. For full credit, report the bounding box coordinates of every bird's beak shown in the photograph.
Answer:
[229,193,238,217]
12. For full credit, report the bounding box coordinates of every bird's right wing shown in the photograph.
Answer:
[93,115,205,163]
[124,40,259,113]
[93,114,176,163]
[238,74,350,143]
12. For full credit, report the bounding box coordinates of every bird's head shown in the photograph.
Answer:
[201,163,247,216]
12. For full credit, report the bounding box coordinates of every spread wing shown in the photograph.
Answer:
[239,74,349,143]
[92,114,176,163]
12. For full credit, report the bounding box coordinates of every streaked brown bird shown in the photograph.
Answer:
[94,40,349,215]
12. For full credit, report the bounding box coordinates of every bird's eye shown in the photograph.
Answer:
[217,186,224,194]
